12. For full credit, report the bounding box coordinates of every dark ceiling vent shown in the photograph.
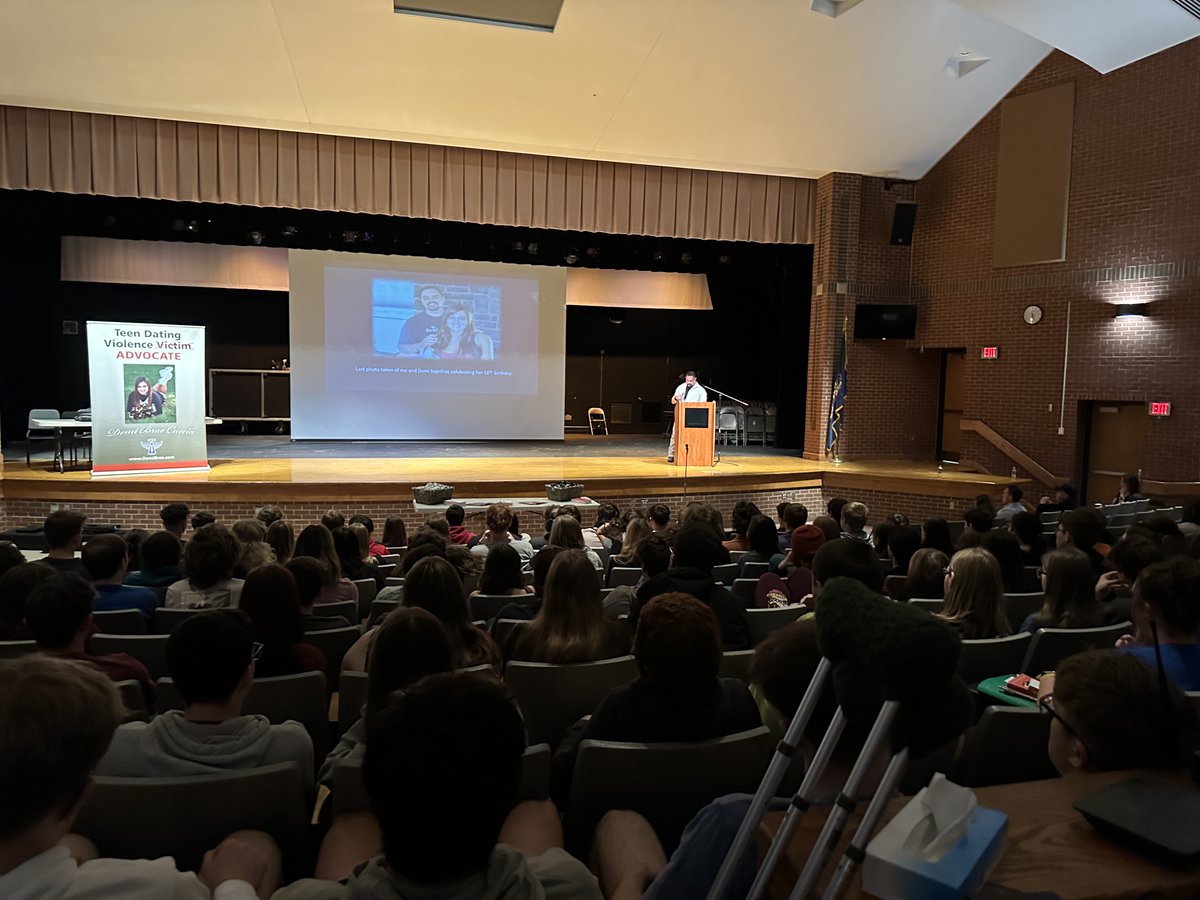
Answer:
[1169,0,1200,20]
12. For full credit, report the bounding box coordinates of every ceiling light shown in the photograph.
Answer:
[811,0,867,18]
[394,0,564,32]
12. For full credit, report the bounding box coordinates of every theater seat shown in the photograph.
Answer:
[1020,622,1133,676]
[957,633,1032,685]
[504,656,638,749]
[950,706,1055,787]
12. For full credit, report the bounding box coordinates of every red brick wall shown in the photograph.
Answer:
[809,41,1200,487]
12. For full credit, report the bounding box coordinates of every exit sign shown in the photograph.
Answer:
[981,346,999,359]
[1149,401,1172,417]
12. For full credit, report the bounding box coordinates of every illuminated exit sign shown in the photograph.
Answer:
[1149,401,1172,417]
[981,346,999,359]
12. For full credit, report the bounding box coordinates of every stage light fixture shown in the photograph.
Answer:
[586,247,600,258]
[564,250,580,265]
[527,242,539,255]
[282,225,300,238]
[247,230,265,245]
[680,252,693,264]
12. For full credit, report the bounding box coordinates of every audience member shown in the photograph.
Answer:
[292,524,358,605]
[1036,482,1079,516]
[97,609,314,793]
[894,548,949,602]
[839,502,870,543]
[981,528,1034,593]
[445,504,475,546]
[827,497,849,527]
[487,545,567,627]
[1022,547,1101,633]
[962,507,994,537]
[937,547,1009,640]
[552,593,761,805]
[190,510,217,531]
[1056,508,1109,578]
[238,564,325,678]
[320,510,345,532]
[1137,515,1188,556]
[994,484,1025,525]
[611,516,652,568]
[1039,650,1196,775]
[425,515,452,540]
[1011,511,1047,565]
[1116,557,1200,690]
[810,538,884,606]
[0,542,24,580]
[723,501,762,552]
[319,606,454,786]
[126,530,183,588]
[403,556,500,670]
[380,515,408,549]
[26,573,154,699]
[678,503,730,563]
[1096,536,1167,624]
[286,557,351,632]
[774,524,827,587]
[123,529,150,574]
[265,520,294,565]
[546,515,602,570]
[82,534,157,622]
[274,672,601,897]
[39,510,89,577]
[471,503,535,564]
[587,502,622,551]
[811,515,841,545]
[230,519,274,579]
[647,503,673,537]
[920,516,956,558]
[778,503,809,553]
[255,504,284,528]
[165,524,244,609]
[333,526,382,588]
[475,543,533,598]
[0,655,279,899]
[348,514,388,558]
[633,523,751,650]
[159,502,190,540]
[1112,472,1147,504]
[508,550,630,663]
[885,526,921,578]
[869,521,893,561]
[0,562,53,640]
[738,515,779,575]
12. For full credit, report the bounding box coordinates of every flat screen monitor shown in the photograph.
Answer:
[853,304,917,340]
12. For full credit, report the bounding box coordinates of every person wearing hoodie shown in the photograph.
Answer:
[631,523,752,650]
[445,504,477,546]
[95,609,314,795]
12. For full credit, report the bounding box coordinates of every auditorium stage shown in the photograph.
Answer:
[1,434,1020,532]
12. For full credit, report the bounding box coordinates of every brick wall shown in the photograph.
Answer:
[810,40,1200,488]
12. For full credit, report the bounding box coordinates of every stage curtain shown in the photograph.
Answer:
[0,105,815,245]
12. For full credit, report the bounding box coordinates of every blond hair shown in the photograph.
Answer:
[939,547,1009,639]
[516,550,612,663]
[0,656,123,840]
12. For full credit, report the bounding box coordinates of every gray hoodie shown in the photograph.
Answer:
[96,709,314,794]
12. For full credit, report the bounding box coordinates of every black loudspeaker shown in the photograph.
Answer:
[889,201,917,245]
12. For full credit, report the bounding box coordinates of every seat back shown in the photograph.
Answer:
[157,670,330,760]
[90,633,170,679]
[311,599,357,625]
[329,743,553,819]
[731,578,757,605]
[907,598,944,614]
[368,598,400,626]
[607,566,642,588]
[27,408,59,434]
[1020,622,1133,675]
[303,626,363,690]
[114,678,150,722]
[469,593,520,621]
[73,763,311,879]
[566,727,773,856]
[1040,510,1062,525]
[504,656,639,748]
[92,608,147,635]
[153,606,205,634]
[337,670,369,736]
[712,562,739,586]
[492,618,525,648]
[883,574,907,599]
[0,639,38,659]
[352,579,378,621]
[950,706,1056,787]
[1003,592,1045,633]
[718,650,754,682]
[740,561,770,580]
[747,606,804,645]
[957,633,1032,685]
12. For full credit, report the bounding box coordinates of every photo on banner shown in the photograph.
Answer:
[87,321,208,476]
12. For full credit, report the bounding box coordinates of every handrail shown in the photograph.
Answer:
[960,419,1064,488]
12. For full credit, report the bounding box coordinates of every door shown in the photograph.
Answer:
[1083,402,1146,505]
[937,350,965,462]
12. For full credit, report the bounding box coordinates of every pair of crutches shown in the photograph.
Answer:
[706,657,911,900]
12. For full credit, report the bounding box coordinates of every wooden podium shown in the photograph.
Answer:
[673,401,716,467]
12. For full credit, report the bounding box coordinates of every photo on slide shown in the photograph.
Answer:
[372,280,501,361]
[124,364,176,424]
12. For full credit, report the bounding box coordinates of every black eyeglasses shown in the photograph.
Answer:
[251,641,264,663]
[1038,694,1100,765]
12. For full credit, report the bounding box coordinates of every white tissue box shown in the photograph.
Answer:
[861,797,1007,899]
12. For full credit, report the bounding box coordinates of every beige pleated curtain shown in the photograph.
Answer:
[0,105,814,244]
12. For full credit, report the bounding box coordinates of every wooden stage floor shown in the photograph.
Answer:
[0,435,1014,505]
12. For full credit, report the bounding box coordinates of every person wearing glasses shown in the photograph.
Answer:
[96,608,315,794]
[936,547,1010,640]
[1037,649,1196,775]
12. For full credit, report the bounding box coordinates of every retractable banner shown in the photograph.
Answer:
[87,321,209,476]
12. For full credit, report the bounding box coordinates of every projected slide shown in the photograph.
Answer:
[323,267,539,396]
[290,250,566,441]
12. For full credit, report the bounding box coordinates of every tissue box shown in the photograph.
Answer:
[861,801,1007,900]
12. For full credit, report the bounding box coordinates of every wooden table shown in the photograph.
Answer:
[759,770,1200,899]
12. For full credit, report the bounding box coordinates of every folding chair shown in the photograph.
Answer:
[588,407,609,435]
[25,408,59,465]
